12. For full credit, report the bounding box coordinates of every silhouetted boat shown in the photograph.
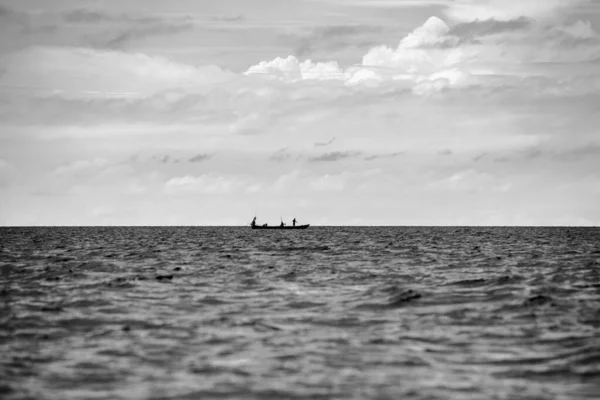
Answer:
[251,224,310,230]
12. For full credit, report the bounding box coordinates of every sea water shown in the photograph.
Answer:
[1,226,599,399]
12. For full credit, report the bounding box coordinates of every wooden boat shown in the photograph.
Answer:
[251,224,310,230]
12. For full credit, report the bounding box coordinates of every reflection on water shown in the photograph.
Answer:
[1,226,599,399]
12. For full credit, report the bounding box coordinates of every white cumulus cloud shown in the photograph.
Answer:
[399,16,455,48]
[244,56,344,81]
[245,16,469,93]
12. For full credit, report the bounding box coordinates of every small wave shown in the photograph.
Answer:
[75,261,121,273]
[522,294,555,307]
[448,278,486,286]
[278,245,331,252]
[284,300,325,309]
[388,289,422,307]
[492,274,524,286]
[447,275,523,287]
[197,296,229,305]
[356,285,422,309]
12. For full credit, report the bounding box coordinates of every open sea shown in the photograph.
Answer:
[1,226,599,400]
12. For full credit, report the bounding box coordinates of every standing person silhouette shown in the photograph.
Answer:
[293,218,297,227]
[251,217,256,227]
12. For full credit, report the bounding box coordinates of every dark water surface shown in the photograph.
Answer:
[1,227,599,400]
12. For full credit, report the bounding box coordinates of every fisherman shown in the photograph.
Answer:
[251,217,256,227]
[293,218,297,227]
[280,221,285,227]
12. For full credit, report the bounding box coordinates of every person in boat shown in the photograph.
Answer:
[251,217,256,227]
[293,218,297,227]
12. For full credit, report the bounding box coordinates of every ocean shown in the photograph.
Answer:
[1,226,599,400]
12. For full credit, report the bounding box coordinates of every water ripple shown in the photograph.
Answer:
[1,226,599,399]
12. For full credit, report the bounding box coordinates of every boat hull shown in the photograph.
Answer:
[251,224,310,230]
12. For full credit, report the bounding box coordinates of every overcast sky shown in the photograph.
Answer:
[1,0,599,226]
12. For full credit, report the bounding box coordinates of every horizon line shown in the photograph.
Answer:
[1,225,598,228]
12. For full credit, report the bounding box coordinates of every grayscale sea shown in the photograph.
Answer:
[1,227,599,400]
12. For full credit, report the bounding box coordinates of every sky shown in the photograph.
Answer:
[0,0,599,226]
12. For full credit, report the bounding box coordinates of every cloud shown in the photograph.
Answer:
[0,86,242,127]
[62,9,192,27]
[164,174,237,194]
[284,24,382,58]
[314,137,336,147]
[443,0,589,21]
[273,169,302,192]
[245,4,600,96]
[310,173,347,191]
[245,56,344,81]
[212,15,245,22]
[310,169,383,192]
[430,169,510,193]
[309,151,361,162]
[245,16,468,91]
[308,0,447,7]
[53,158,109,176]
[1,47,234,95]
[0,77,340,128]
[270,148,294,162]
[137,153,213,165]
[411,69,470,95]
[89,23,193,49]
[398,16,457,48]
[561,20,597,40]
[448,17,532,37]
[554,143,600,161]
[228,112,270,135]
[152,155,184,164]
[0,158,16,188]
[0,4,29,27]
[360,17,468,83]
[0,5,199,55]
[0,4,15,18]
[63,9,114,23]
[364,152,403,161]
[64,9,196,49]
[189,153,213,163]
[473,153,487,162]
[0,3,62,49]
[273,170,361,194]
[494,142,600,163]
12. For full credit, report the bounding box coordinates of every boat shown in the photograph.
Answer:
[249,216,308,230]
[251,224,310,230]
